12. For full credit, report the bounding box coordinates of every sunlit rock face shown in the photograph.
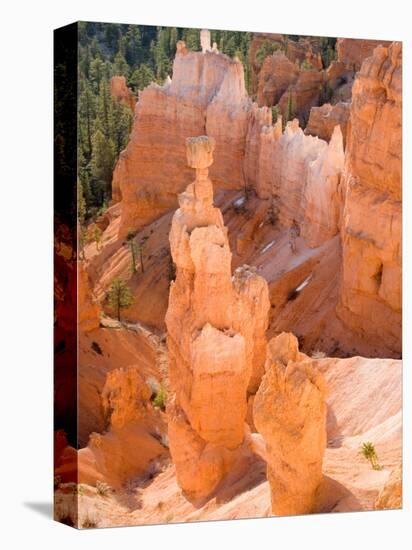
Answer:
[165,137,269,500]
[337,42,402,357]
[254,332,327,516]
[112,42,251,238]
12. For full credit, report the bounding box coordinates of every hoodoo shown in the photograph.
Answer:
[254,332,327,516]
[165,136,270,499]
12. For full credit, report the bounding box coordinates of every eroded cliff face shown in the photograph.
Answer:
[336,38,392,71]
[256,118,345,247]
[249,34,322,97]
[257,52,300,107]
[305,101,350,147]
[254,332,327,516]
[337,43,402,356]
[165,137,269,499]
[98,34,400,361]
[113,40,252,238]
[78,262,101,332]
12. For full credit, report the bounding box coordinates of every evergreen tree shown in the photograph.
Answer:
[97,79,112,138]
[77,179,86,225]
[169,27,178,55]
[91,225,103,250]
[129,64,155,92]
[111,100,133,155]
[104,23,121,52]
[113,51,129,77]
[285,89,295,125]
[90,128,115,202]
[183,28,200,51]
[125,26,142,67]
[107,277,133,321]
[127,230,138,273]
[78,81,96,161]
[89,57,106,93]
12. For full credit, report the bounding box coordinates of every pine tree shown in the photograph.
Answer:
[97,79,113,138]
[113,51,129,77]
[90,129,115,202]
[77,179,86,225]
[90,57,106,93]
[286,89,295,124]
[78,81,96,161]
[111,100,133,155]
[127,230,138,273]
[169,27,178,55]
[125,26,142,67]
[184,28,200,51]
[91,225,103,250]
[104,23,121,52]
[129,64,155,92]
[107,277,133,321]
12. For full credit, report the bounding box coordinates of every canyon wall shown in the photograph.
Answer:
[255,117,345,247]
[337,42,402,356]
[112,40,252,238]
[165,137,269,499]
[106,32,401,358]
[305,101,350,146]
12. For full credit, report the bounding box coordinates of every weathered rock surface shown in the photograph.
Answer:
[375,465,402,510]
[166,137,269,499]
[336,38,392,71]
[78,351,167,488]
[249,34,322,97]
[278,69,325,126]
[257,52,299,107]
[113,42,251,238]
[254,332,327,516]
[337,42,402,356]
[110,75,136,111]
[305,101,350,147]
[78,262,100,332]
[248,33,284,94]
[255,118,344,246]
[324,38,392,105]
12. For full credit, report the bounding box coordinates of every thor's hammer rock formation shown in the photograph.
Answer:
[165,136,270,500]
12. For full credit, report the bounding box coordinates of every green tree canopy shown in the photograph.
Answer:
[107,277,134,321]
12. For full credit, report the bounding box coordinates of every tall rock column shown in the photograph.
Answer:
[166,136,269,500]
[337,43,402,356]
[254,332,327,516]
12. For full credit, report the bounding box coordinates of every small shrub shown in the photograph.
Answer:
[96,480,111,497]
[152,385,167,411]
[360,441,382,471]
[165,513,174,523]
